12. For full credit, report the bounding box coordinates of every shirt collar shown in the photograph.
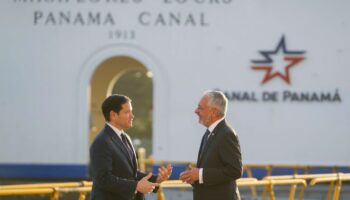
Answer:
[208,117,225,133]
[106,122,123,138]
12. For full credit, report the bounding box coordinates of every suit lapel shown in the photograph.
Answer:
[197,120,226,166]
[197,134,206,166]
[105,125,136,171]
[197,132,217,166]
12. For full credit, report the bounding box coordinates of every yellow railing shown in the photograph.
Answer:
[1,174,349,200]
[264,173,350,200]
[55,187,92,200]
[0,181,91,190]
[157,178,306,200]
[310,173,350,200]
[0,188,55,196]
[0,181,92,200]
[136,151,350,197]
[0,157,349,200]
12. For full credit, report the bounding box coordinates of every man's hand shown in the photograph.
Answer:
[156,164,173,183]
[179,165,199,184]
[136,173,159,194]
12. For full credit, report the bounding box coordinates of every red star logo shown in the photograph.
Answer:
[251,36,306,85]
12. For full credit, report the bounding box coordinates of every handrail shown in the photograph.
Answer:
[265,173,350,200]
[156,178,306,200]
[268,179,306,200]
[0,182,83,190]
[244,164,272,196]
[310,173,350,185]
[0,179,304,200]
[264,173,341,180]
[160,180,191,188]
[0,181,93,200]
[1,173,348,200]
[309,173,350,200]
[237,177,258,182]
[158,178,258,188]
[0,188,54,195]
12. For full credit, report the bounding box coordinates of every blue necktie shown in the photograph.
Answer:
[200,129,211,158]
[121,133,134,162]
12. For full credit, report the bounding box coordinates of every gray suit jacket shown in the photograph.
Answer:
[194,120,242,200]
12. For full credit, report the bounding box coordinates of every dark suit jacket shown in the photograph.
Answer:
[194,119,242,200]
[89,125,156,200]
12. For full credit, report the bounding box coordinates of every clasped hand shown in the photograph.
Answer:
[156,164,173,183]
[179,165,199,184]
[136,173,159,194]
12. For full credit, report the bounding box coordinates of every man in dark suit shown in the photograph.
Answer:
[180,90,242,200]
[90,94,172,200]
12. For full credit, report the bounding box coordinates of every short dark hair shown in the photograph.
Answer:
[101,94,131,122]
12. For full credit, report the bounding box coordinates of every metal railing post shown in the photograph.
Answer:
[298,184,306,200]
[138,147,146,172]
[245,166,257,197]
[332,176,342,200]
[157,187,165,200]
[79,191,87,200]
[51,189,59,200]
[289,184,296,200]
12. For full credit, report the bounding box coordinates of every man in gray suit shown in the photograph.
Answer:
[90,94,172,200]
[180,90,242,200]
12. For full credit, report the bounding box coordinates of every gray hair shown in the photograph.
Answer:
[204,90,228,117]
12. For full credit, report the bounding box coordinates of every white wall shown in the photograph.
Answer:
[0,0,349,166]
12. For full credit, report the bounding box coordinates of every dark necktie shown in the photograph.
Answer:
[121,133,134,162]
[199,129,211,158]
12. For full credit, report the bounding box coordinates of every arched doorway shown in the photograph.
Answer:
[78,45,169,164]
[89,56,153,154]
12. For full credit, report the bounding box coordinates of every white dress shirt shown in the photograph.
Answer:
[106,122,124,139]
